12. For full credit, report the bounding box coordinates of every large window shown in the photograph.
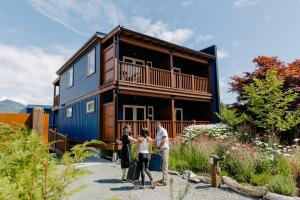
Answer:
[68,66,74,87]
[67,107,72,118]
[87,48,96,76]
[86,100,95,113]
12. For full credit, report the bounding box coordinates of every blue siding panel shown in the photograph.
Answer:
[59,42,100,104]
[210,60,220,123]
[58,95,99,141]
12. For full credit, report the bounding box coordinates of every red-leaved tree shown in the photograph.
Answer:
[230,56,300,108]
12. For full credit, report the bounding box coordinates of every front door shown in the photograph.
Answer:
[123,105,146,120]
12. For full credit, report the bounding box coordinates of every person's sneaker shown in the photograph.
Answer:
[157,181,167,186]
[139,185,145,189]
[151,180,157,189]
[122,177,127,182]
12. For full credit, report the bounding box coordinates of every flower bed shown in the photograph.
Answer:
[170,124,300,196]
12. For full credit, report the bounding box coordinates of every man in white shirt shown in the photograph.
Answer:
[155,121,169,186]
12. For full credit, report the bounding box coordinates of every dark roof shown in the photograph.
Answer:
[25,105,52,109]
[56,26,216,75]
[118,26,215,60]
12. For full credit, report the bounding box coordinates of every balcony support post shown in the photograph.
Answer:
[146,65,149,84]
[169,53,175,88]
[192,75,195,91]
[171,97,176,138]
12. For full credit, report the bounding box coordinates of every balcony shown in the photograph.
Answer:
[119,61,211,93]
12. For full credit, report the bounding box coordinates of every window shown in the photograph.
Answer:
[146,61,152,67]
[86,100,95,113]
[148,106,154,120]
[87,48,96,76]
[68,67,74,87]
[67,107,72,118]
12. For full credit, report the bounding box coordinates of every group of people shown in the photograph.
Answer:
[120,121,169,189]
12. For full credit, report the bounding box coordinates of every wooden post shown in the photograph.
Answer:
[146,65,149,84]
[171,98,176,138]
[192,75,194,91]
[32,108,44,136]
[169,53,175,88]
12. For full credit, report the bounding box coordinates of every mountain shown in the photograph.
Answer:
[0,99,25,113]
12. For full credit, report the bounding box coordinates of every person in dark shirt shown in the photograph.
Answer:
[120,124,137,181]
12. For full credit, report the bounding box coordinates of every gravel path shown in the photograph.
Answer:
[67,158,261,200]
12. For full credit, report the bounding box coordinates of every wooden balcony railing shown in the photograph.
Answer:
[48,129,69,155]
[117,120,210,140]
[53,95,60,107]
[119,62,211,93]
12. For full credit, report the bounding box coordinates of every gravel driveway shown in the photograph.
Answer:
[67,158,260,200]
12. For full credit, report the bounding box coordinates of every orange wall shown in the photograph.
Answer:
[0,113,49,143]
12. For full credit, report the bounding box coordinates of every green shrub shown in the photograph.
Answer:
[223,154,256,182]
[267,175,296,196]
[0,123,101,200]
[255,151,273,174]
[272,155,292,176]
[250,173,272,186]
[169,143,212,173]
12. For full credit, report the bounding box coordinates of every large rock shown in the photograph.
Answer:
[222,176,267,198]
[182,170,212,184]
[264,192,300,200]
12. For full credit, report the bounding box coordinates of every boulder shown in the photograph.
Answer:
[222,176,267,197]
[264,192,300,200]
[168,170,180,176]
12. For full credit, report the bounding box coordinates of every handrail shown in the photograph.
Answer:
[117,120,210,139]
[48,129,69,155]
[119,61,210,93]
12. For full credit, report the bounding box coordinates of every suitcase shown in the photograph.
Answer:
[127,160,140,181]
[149,153,162,171]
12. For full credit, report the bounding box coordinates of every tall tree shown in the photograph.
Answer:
[230,56,300,108]
[241,70,300,141]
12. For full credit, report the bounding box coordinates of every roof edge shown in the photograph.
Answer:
[56,32,105,75]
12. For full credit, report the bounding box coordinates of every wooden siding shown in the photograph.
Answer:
[102,44,116,85]
[103,102,115,142]
[59,42,100,105]
[58,95,99,141]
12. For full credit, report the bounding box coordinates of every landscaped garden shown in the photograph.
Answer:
[169,56,300,197]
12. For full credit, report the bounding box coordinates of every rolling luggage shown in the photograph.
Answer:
[127,160,140,181]
[149,153,162,171]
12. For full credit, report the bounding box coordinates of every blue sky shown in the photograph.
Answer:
[0,0,300,105]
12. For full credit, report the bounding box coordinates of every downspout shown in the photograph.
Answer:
[114,33,120,150]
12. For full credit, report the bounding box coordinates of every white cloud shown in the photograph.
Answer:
[195,34,215,43]
[0,43,67,105]
[233,0,259,8]
[181,0,194,7]
[217,50,229,59]
[29,0,126,36]
[130,16,193,44]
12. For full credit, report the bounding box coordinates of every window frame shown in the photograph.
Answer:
[67,107,73,118]
[148,106,154,120]
[87,48,96,76]
[67,66,74,88]
[86,100,95,114]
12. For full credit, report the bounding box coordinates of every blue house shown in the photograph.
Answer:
[51,26,220,150]
[20,104,53,127]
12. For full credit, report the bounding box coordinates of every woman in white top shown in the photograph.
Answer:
[136,128,156,189]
